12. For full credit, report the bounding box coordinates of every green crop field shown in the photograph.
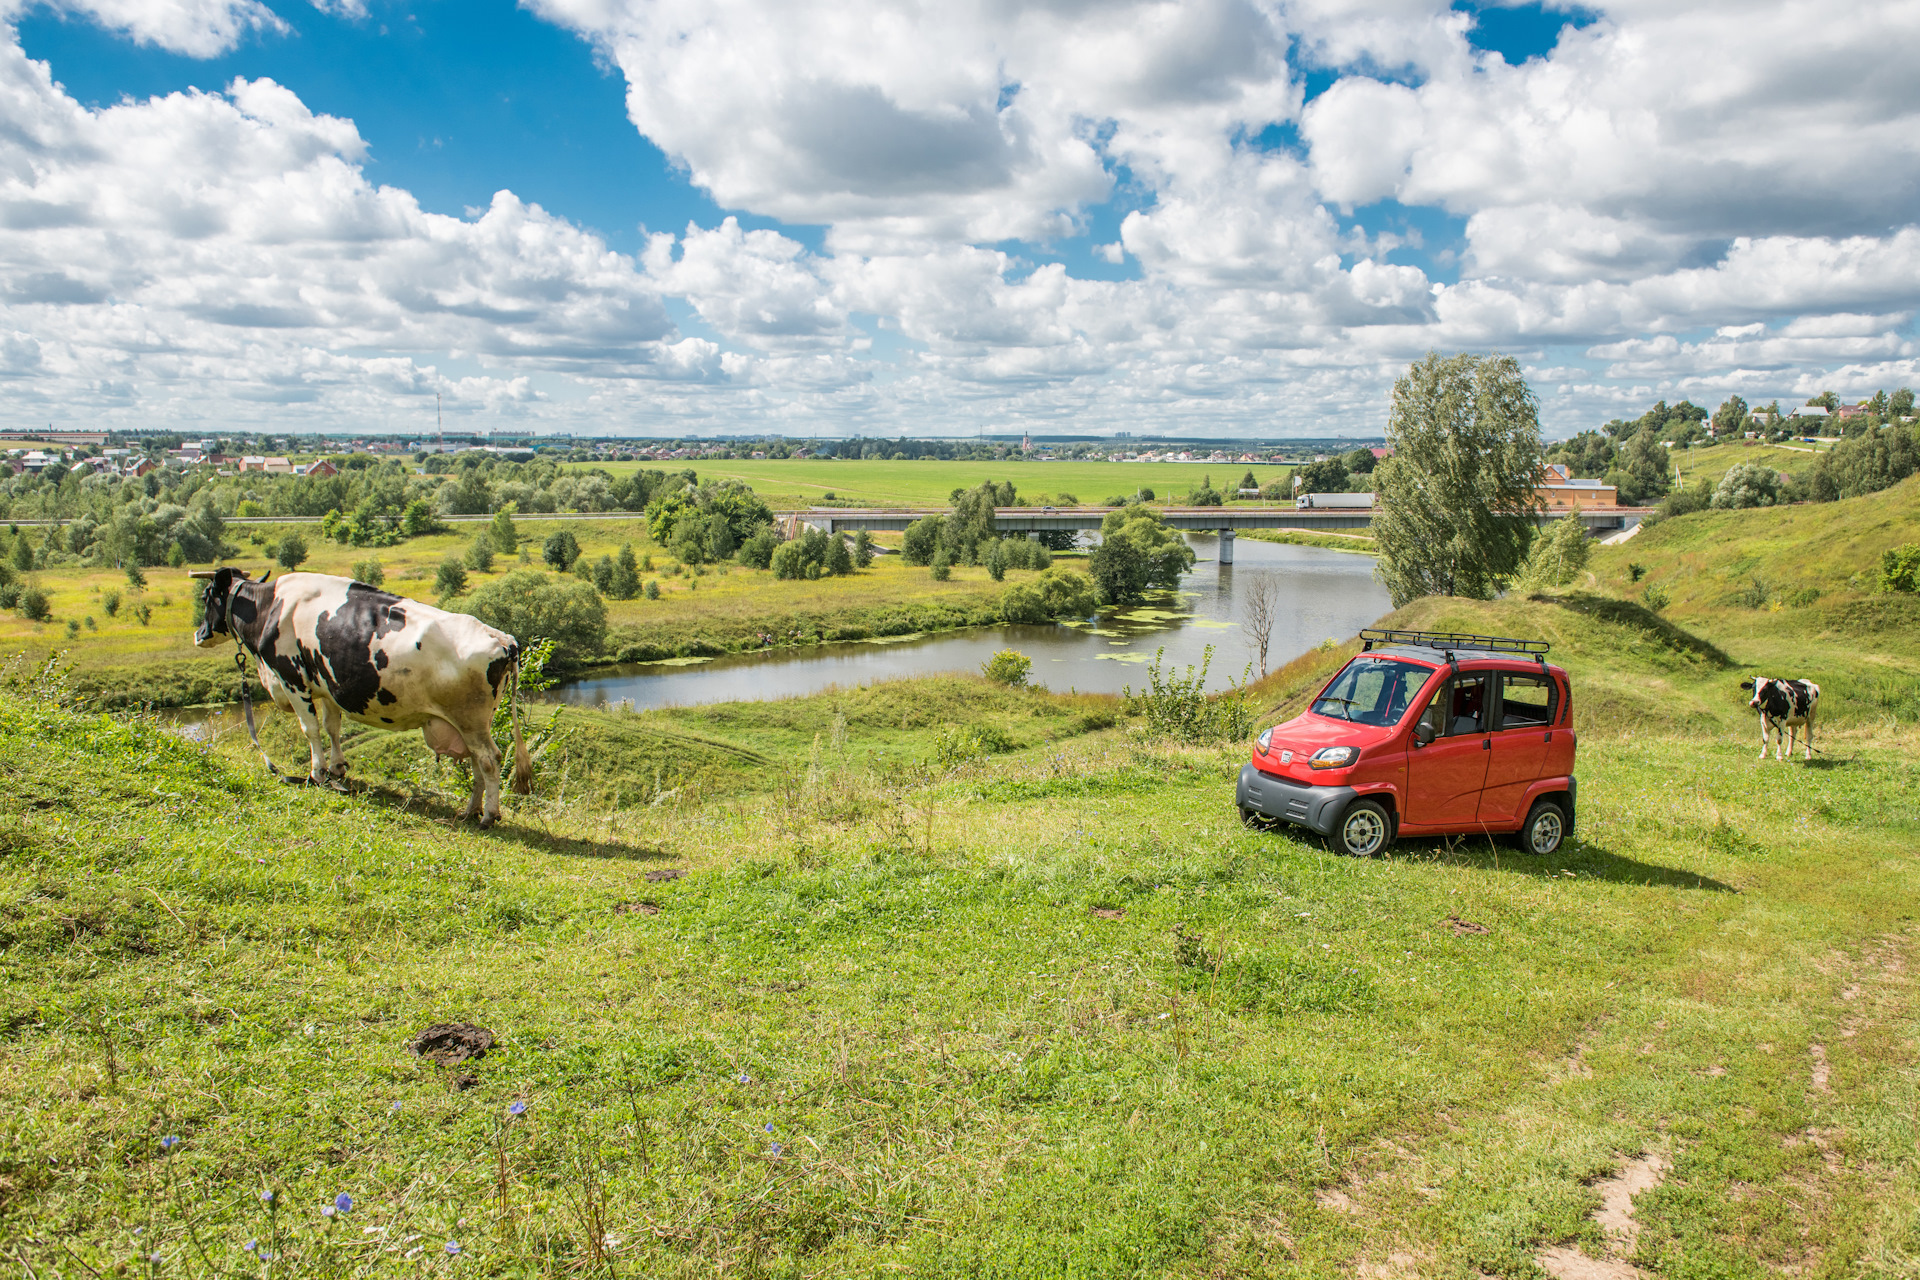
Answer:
[6,477,1920,1275]
[570,457,1300,510]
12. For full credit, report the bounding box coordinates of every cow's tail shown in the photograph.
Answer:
[507,654,533,796]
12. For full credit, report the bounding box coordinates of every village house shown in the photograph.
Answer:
[1535,463,1619,509]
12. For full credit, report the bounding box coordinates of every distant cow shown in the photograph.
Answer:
[1740,676,1820,762]
[192,568,531,827]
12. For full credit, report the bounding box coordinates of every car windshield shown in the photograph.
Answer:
[1311,657,1435,727]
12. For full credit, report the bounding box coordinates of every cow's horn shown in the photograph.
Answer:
[187,570,219,579]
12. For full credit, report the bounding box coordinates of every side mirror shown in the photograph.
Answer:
[1412,722,1436,747]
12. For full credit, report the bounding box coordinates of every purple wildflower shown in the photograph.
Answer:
[508,1101,526,1116]
[445,1241,462,1256]
[769,1142,785,1156]
[159,1136,180,1151]
[334,1192,353,1214]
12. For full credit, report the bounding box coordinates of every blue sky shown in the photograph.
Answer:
[0,0,1910,438]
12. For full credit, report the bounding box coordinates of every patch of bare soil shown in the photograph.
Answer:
[644,867,686,883]
[1809,1043,1831,1093]
[614,900,661,915]
[410,1022,495,1065]
[1091,907,1126,920]
[1537,1152,1669,1280]
[1443,914,1490,936]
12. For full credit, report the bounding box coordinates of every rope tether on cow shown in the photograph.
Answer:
[233,641,285,780]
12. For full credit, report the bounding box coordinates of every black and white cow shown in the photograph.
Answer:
[192,568,531,826]
[1739,676,1820,762]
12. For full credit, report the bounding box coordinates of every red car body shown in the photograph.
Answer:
[1237,632,1578,856]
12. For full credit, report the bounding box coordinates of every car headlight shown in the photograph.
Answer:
[1308,745,1358,770]
[1256,728,1273,753]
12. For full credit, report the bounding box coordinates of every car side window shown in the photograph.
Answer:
[1498,673,1557,729]
[1421,674,1489,737]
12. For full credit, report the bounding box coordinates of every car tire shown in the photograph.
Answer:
[1239,804,1273,831]
[1520,797,1568,855]
[1331,799,1392,858]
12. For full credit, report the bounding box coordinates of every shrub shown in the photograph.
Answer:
[591,555,615,593]
[853,530,873,568]
[981,649,1032,686]
[65,619,78,637]
[930,549,951,581]
[610,544,641,599]
[901,515,944,565]
[933,724,1017,766]
[490,506,520,553]
[1643,584,1670,612]
[402,499,440,537]
[986,540,1007,581]
[1628,563,1646,582]
[435,556,469,598]
[827,534,853,576]
[0,583,17,609]
[102,589,121,616]
[166,542,187,568]
[134,602,152,626]
[1513,515,1590,589]
[1123,645,1254,743]
[465,535,495,573]
[351,557,384,587]
[125,564,146,589]
[1711,463,1781,509]
[740,529,779,570]
[1879,543,1920,594]
[1002,567,1099,623]
[83,615,95,630]
[274,533,309,570]
[17,585,50,622]
[458,570,608,667]
[644,580,661,600]
[1733,576,1771,609]
[236,500,267,517]
[770,542,805,580]
[542,529,581,572]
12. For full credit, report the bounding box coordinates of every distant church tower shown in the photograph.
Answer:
[1021,431,1032,453]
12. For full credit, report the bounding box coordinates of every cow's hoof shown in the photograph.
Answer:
[478,814,497,831]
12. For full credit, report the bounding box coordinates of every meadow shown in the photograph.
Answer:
[4,477,1918,1275]
[570,458,1299,510]
[0,519,1036,708]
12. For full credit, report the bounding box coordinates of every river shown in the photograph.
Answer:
[542,535,1386,711]
[164,535,1386,738]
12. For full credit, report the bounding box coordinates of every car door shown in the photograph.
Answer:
[1405,672,1492,825]
[1479,669,1560,824]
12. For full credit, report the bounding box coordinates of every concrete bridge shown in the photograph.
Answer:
[785,505,1652,563]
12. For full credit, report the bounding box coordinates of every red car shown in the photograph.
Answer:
[1238,629,1576,857]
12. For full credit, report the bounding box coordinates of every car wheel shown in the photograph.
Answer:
[1521,798,1567,855]
[1333,799,1392,857]
[1239,804,1272,831]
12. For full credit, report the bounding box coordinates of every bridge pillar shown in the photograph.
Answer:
[1218,528,1235,564]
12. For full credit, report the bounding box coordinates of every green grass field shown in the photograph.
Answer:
[0,520,1040,706]
[572,458,1297,509]
[6,479,1920,1275]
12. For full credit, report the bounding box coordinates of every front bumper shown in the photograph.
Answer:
[1237,764,1356,837]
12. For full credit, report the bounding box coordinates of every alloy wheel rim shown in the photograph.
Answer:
[1531,811,1563,853]
[1344,810,1384,855]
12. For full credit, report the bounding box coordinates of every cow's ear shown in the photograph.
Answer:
[1739,680,1754,690]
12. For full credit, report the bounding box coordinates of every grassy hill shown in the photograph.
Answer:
[6,490,1920,1276]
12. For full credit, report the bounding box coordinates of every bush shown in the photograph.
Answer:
[1122,645,1253,743]
[236,500,267,517]
[17,585,49,622]
[490,506,520,553]
[853,529,873,568]
[435,557,469,598]
[1733,576,1770,609]
[1711,463,1781,510]
[458,570,608,667]
[986,540,1007,581]
[402,500,441,537]
[1513,515,1590,588]
[1001,567,1099,623]
[272,533,309,570]
[644,580,660,600]
[930,549,951,581]
[901,515,944,565]
[102,589,121,616]
[167,542,187,568]
[827,534,853,576]
[1879,543,1920,594]
[591,554,615,593]
[351,558,384,588]
[981,649,1032,686]
[134,602,152,625]
[542,529,581,572]
[933,724,1018,766]
[125,564,146,589]
[465,534,495,573]
[610,544,641,599]
[740,529,779,570]
[770,542,805,580]
[0,583,18,609]
[1654,479,1713,521]
[1643,583,1671,612]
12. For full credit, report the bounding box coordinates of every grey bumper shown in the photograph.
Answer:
[1237,764,1356,837]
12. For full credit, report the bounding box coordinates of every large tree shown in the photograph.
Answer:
[1372,352,1545,608]
[1088,506,1195,605]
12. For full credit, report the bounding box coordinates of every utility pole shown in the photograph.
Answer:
[437,392,443,455]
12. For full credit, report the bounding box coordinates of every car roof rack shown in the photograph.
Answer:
[1359,628,1550,665]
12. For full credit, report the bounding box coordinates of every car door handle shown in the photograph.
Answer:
[1482,738,1490,750]
[1544,731,1552,743]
